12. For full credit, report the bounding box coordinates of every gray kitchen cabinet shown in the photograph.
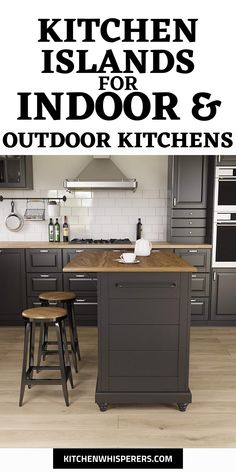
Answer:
[169,155,208,209]
[216,156,236,166]
[211,269,236,321]
[0,249,26,324]
[26,249,63,314]
[175,248,211,322]
[167,156,214,243]
[0,156,33,189]
[63,249,98,325]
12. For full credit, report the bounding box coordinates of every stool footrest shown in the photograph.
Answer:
[25,366,71,386]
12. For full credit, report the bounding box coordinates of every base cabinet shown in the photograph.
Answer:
[96,272,192,411]
[211,270,236,321]
[0,249,26,324]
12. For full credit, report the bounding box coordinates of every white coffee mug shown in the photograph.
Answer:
[120,252,136,263]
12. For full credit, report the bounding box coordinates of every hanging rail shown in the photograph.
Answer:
[0,195,67,202]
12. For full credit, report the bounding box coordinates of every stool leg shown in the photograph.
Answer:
[71,302,81,361]
[61,320,74,389]
[36,322,44,372]
[55,321,69,407]
[67,302,78,373]
[28,321,35,389]
[19,321,30,407]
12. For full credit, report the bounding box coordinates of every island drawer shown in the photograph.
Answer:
[175,248,211,272]
[27,273,63,296]
[26,249,62,272]
[63,273,97,292]
[108,273,180,299]
[108,299,179,324]
[191,273,210,296]
[109,350,178,377]
[109,325,179,350]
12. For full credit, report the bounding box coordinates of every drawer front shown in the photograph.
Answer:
[172,219,206,228]
[27,273,63,296]
[73,294,97,318]
[175,249,211,272]
[63,249,87,265]
[191,297,209,320]
[26,249,62,272]
[63,273,97,292]
[171,228,206,237]
[108,299,179,324]
[108,273,180,299]
[109,325,179,350]
[109,350,178,377]
[191,273,209,296]
[27,296,62,308]
[172,209,207,218]
[170,236,206,244]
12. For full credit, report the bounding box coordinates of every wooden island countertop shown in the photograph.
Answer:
[63,250,197,273]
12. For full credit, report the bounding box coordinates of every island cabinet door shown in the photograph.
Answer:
[97,273,191,394]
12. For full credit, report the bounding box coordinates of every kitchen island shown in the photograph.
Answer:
[63,251,196,412]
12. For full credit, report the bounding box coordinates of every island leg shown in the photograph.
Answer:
[97,402,109,412]
[177,402,189,412]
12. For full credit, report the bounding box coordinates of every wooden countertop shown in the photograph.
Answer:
[0,241,212,249]
[63,250,197,273]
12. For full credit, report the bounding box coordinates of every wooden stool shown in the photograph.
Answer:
[38,291,81,373]
[19,307,73,407]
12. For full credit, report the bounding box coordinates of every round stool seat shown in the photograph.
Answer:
[22,306,67,321]
[39,291,76,302]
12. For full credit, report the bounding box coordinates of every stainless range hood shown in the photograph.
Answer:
[64,157,137,191]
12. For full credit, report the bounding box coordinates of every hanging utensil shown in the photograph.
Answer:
[5,200,24,232]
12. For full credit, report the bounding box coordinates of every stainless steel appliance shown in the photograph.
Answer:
[214,166,236,212]
[212,213,236,267]
[212,166,236,267]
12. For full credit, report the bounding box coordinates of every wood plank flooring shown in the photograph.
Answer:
[0,326,236,448]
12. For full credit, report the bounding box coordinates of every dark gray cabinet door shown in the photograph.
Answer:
[171,156,208,208]
[0,156,33,189]
[26,249,62,272]
[211,270,236,320]
[0,249,26,324]
[216,156,236,165]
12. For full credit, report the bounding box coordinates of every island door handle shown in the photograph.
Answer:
[115,283,177,289]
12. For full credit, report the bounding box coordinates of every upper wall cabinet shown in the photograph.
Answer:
[216,156,236,166]
[168,156,208,209]
[0,156,33,189]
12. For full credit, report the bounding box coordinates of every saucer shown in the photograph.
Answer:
[114,259,140,264]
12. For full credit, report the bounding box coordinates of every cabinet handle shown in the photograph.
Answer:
[40,274,50,278]
[189,212,193,216]
[75,250,84,253]
[217,156,221,163]
[40,250,49,253]
[173,197,177,207]
[213,271,216,281]
[33,302,42,306]
[73,277,94,282]
[192,274,197,278]
[115,283,176,289]
[74,301,97,305]
[189,231,192,235]
[189,250,198,253]
[75,274,85,278]
[188,221,193,225]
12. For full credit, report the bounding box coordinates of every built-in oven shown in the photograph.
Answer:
[212,213,236,267]
[214,166,236,212]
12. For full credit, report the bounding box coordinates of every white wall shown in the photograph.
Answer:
[0,156,168,241]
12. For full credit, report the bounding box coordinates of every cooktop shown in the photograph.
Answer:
[69,238,132,245]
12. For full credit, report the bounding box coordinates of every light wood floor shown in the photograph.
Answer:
[0,326,236,448]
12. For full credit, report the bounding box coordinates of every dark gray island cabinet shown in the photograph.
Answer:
[63,250,196,412]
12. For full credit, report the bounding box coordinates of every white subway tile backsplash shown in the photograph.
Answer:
[0,183,168,241]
